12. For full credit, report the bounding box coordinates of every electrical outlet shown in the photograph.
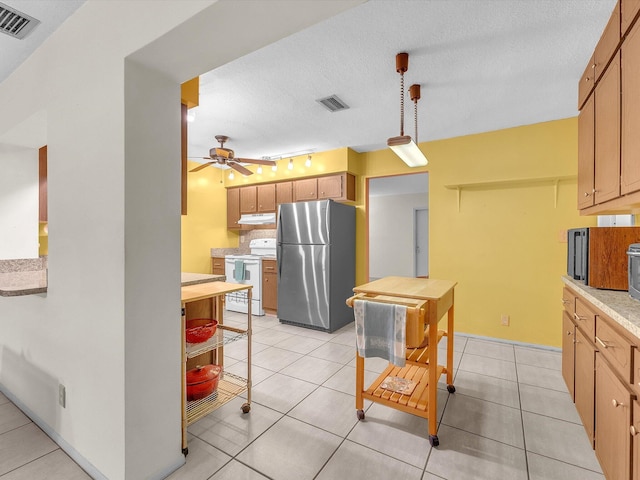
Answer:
[59,384,66,408]
[558,229,568,243]
[501,315,510,326]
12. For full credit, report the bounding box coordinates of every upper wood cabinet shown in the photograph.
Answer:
[578,54,596,110]
[622,0,640,35]
[622,19,640,195]
[577,2,640,214]
[240,186,257,213]
[276,181,293,205]
[594,52,621,205]
[227,188,240,229]
[38,146,47,223]
[594,1,621,81]
[226,172,355,229]
[293,178,317,202]
[293,173,356,203]
[577,95,595,209]
[256,184,276,212]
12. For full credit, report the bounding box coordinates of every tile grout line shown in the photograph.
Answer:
[514,354,532,480]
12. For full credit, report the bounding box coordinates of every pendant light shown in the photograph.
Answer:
[387,52,428,167]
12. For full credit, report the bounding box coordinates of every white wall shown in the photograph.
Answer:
[0,1,363,479]
[0,146,38,260]
[369,192,427,279]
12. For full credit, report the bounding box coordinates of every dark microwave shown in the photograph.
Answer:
[568,227,640,290]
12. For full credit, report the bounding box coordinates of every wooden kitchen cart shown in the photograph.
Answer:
[180,282,253,454]
[346,276,457,447]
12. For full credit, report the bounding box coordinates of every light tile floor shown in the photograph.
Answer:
[0,312,604,480]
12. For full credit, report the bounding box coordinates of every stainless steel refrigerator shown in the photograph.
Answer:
[277,199,355,332]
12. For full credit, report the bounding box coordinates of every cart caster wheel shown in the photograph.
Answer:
[356,409,365,420]
[182,447,189,457]
[447,384,456,393]
[241,403,251,413]
[429,435,439,447]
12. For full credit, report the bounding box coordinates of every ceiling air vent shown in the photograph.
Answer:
[316,95,349,113]
[0,2,40,39]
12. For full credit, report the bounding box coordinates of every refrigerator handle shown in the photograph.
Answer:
[276,208,282,277]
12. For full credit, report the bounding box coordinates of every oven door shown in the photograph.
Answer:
[225,257,261,291]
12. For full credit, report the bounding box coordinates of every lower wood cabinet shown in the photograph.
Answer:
[633,400,640,480]
[562,311,575,399]
[211,256,225,275]
[595,354,633,480]
[563,281,640,479]
[262,259,277,312]
[575,327,596,445]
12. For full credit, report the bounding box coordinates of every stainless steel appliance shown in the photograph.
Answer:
[568,227,640,290]
[277,199,355,332]
[628,243,640,301]
[225,238,276,315]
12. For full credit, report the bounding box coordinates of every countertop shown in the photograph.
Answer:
[0,258,48,297]
[562,276,640,338]
[181,273,225,286]
[0,270,48,297]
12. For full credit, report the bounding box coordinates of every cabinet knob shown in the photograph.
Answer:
[566,331,572,336]
[612,399,624,408]
[584,192,591,197]
[631,425,639,436]
[585,77,590,82]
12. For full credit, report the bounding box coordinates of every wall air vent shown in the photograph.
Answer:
[316,95,350,113]
[0,2,40,39]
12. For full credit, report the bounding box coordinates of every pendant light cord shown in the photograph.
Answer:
[414,97,418,144]
[400,72,405,137]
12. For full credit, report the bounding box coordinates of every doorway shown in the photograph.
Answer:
[368,173,429,281]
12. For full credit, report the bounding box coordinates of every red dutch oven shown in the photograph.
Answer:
[186,365,221,401]
[185,318,218,344]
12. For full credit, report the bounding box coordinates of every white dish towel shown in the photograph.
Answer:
[354,299,407,367]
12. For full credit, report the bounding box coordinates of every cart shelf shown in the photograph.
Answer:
[186,372,248,425]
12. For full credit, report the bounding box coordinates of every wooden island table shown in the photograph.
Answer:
[347,276,457,447]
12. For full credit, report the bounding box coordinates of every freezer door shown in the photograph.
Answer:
[278,200,330,245]
[277,244,330,330]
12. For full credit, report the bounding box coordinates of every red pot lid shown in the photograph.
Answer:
[186,365,221,385]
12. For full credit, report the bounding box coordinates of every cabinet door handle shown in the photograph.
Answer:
[584,192,592,197]
[612,399,624,408]
[631,425,639,436]
[566,330,572,336]
[573,313,586,321]
[595,336,609,349]
[561,299,570,305]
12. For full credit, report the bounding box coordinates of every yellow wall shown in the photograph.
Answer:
[181,160,238,273]
[362,117,594,347]
[182,118,597,346]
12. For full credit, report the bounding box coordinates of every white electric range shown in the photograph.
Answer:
[224,238,276,316]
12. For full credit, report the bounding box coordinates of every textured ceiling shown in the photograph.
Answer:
[0,0,618,168]
[0,0,85,85]
[187,0,616,164]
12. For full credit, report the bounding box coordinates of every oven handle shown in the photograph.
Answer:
[628,251,640,257]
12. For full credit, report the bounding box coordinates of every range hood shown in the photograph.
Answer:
[237,213,276,225]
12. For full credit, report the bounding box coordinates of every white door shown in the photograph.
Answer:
[414,208,428,277]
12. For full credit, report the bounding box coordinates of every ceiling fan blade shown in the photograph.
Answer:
[189,162,214,172]
[235,157,277,166]
[229,162,254,176]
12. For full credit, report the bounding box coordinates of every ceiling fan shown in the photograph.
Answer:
[190,135,276,175]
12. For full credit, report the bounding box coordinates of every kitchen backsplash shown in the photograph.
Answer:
[211,229,276,257]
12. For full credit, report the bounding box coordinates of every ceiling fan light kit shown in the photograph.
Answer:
[387,52,428,167]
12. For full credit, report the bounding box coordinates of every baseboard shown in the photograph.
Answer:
[452,332,561,352]
[0,384,186,480]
